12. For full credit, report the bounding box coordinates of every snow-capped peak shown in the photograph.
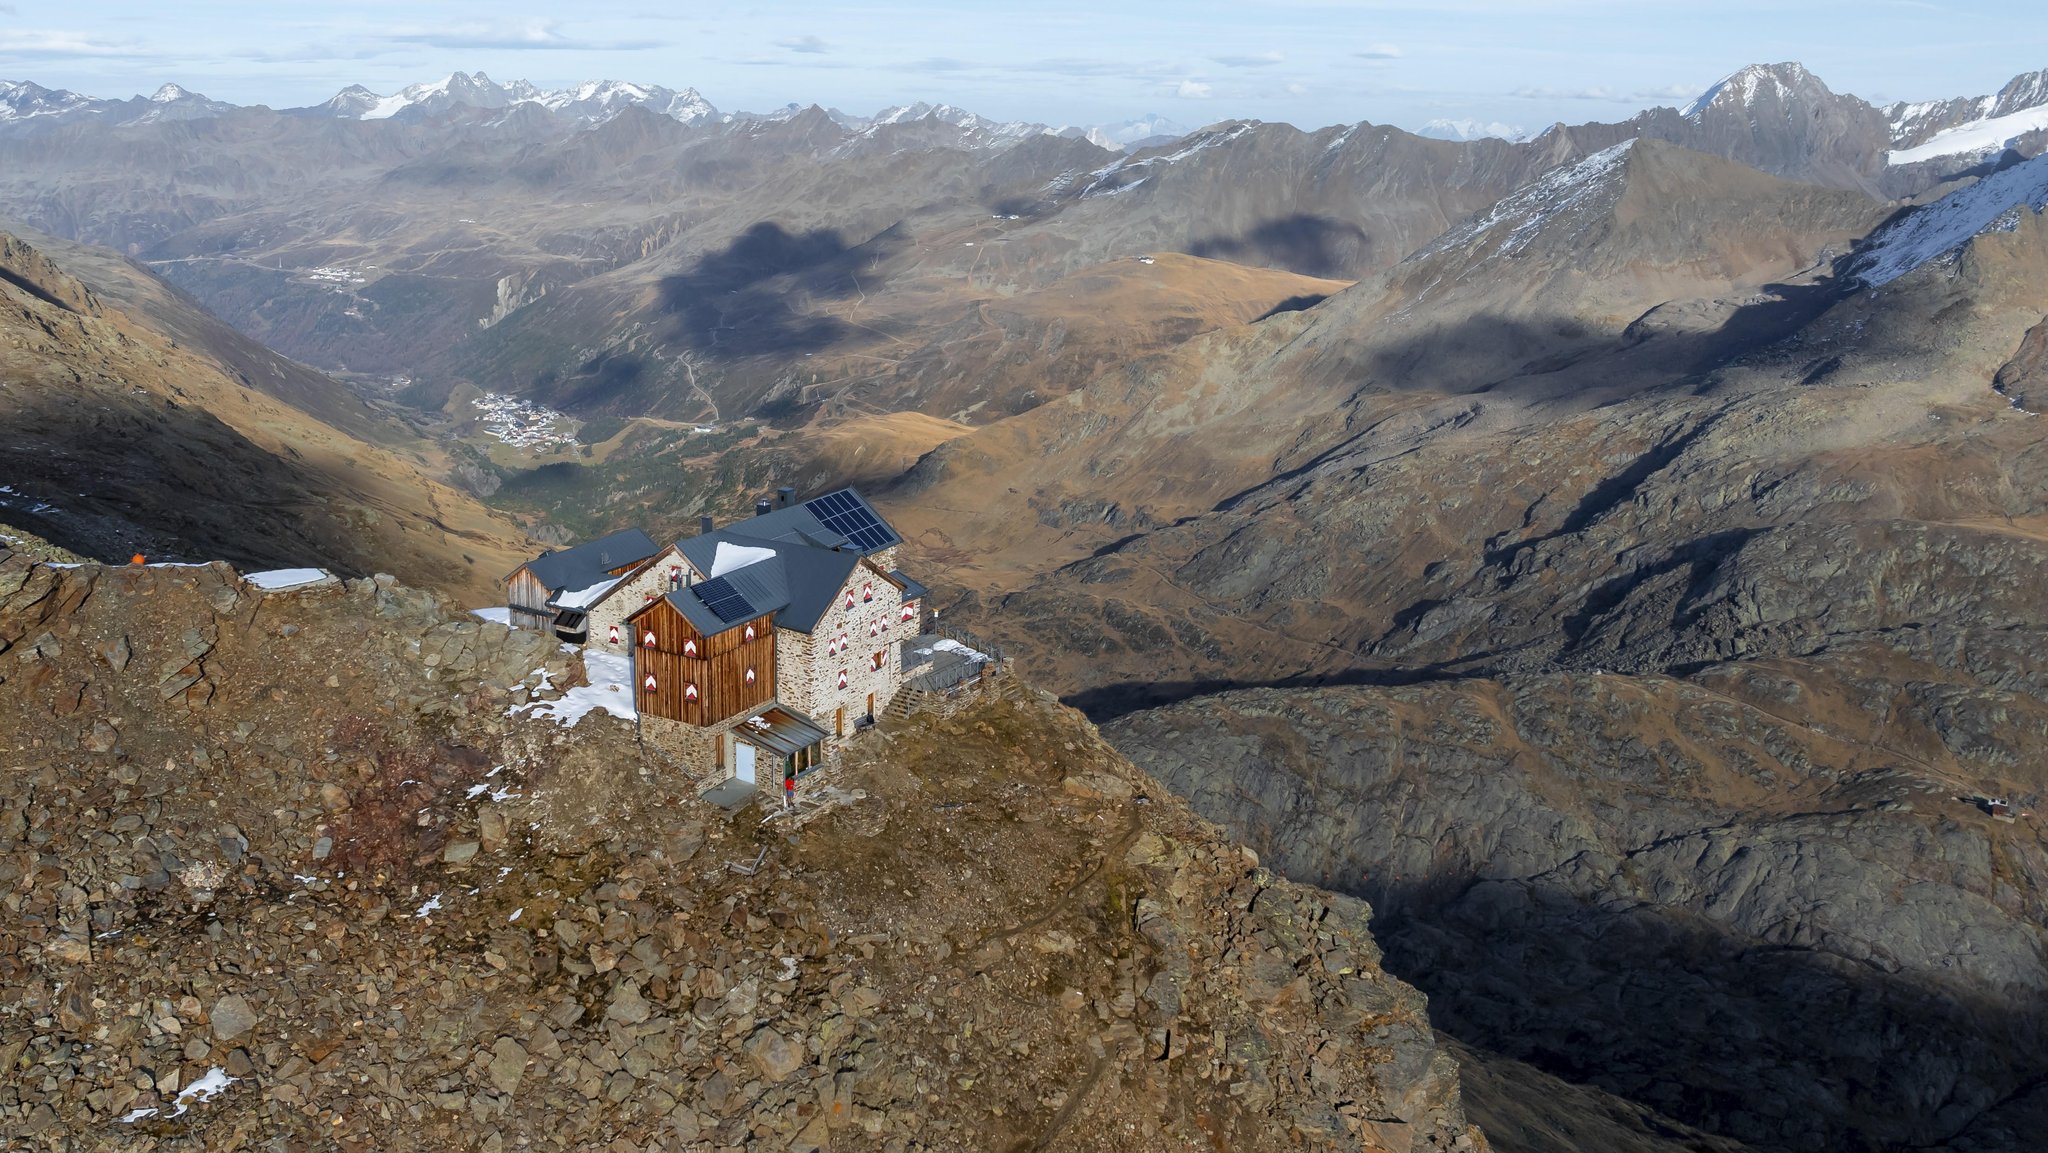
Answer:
[324,73,717,126]
[1418,118,1530,143]
[1886,67,2048,167]
[1682,62,1819,120]
[149,83,192,103]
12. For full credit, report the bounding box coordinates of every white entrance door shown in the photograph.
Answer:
[734,741,756,784]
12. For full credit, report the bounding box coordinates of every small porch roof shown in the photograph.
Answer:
[735,706,830,758]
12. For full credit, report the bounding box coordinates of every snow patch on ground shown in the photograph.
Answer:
[1428,140,1636,260]
[117,1066,237,1123]
[1079,122,1255,197]
[914,637,992,663]
[415,894,442,918]
[472,607,513,625]
[1890,104,2048,166]
[245,568,328,590]
[510,649,637,727]
[1853,151,2048,286]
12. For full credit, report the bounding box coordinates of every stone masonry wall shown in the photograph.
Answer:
[639,712,723,790]
[778,566,909,743]
[586,548,686,653]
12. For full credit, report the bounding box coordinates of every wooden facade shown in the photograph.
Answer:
[507,567,554,631]
[628,598,776,727]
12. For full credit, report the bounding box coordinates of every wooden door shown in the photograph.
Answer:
[866,692,875,719]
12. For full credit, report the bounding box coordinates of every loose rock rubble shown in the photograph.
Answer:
[0,553,1484,1151]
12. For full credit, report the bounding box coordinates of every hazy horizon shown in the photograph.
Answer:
[4,1,2046,137]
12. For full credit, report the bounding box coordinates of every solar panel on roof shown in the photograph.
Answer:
[693,576,757,624]
[804,491,899,552]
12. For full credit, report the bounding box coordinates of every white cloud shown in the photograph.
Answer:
[384,20,661,52]
[0,29,150,58]
[775,35,830,54]
[1177,79,1213,99]
[1212,51,1284,68]
[1287,82,1310,96]
[1356,43,1405,60]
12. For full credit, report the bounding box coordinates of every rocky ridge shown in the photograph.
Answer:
[0,551,1482,1151]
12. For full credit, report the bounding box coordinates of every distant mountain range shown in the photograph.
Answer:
[0,70,1188,153]
[7,62,2048,169]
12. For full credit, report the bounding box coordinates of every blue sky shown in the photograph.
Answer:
[4,2,2046,133]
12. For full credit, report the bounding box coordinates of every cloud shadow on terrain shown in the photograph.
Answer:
[654,220,906,360]
[1188,214,1374,278]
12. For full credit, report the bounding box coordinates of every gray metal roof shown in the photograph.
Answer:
[661,533,865,636]
[891,570,929,602]
[735,707,829,757]
[519,528,660,595]
[680,487,900,563]
[655,489,916,637]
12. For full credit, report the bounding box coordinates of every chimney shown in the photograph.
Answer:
[699,515,714,536]
[755,498,773,517]
[777,486,795,506]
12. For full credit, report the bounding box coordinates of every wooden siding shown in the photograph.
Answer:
[628,598,776,726]
[507,567,553,630]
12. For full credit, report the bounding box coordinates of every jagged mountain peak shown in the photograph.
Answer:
[1682,61,1834,119]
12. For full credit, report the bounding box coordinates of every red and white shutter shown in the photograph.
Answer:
[607,624,620,646]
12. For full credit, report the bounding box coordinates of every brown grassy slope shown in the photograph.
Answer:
[0,231,531,604]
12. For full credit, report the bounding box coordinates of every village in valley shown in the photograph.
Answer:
[494,487,1001,813]
[468,391,581,453]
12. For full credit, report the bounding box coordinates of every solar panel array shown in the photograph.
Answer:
[805,490,900,552]
[693,576,757,624]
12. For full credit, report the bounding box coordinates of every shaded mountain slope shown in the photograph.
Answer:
[0,231,532,602]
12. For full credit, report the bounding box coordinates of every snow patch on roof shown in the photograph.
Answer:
[552,576,620,610]
[710,541,777,578]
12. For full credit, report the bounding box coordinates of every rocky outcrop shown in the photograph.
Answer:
[0,555,1482,1150]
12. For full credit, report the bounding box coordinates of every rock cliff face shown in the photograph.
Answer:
[1107,672,2048,1152]
[0,552,1482,1151]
